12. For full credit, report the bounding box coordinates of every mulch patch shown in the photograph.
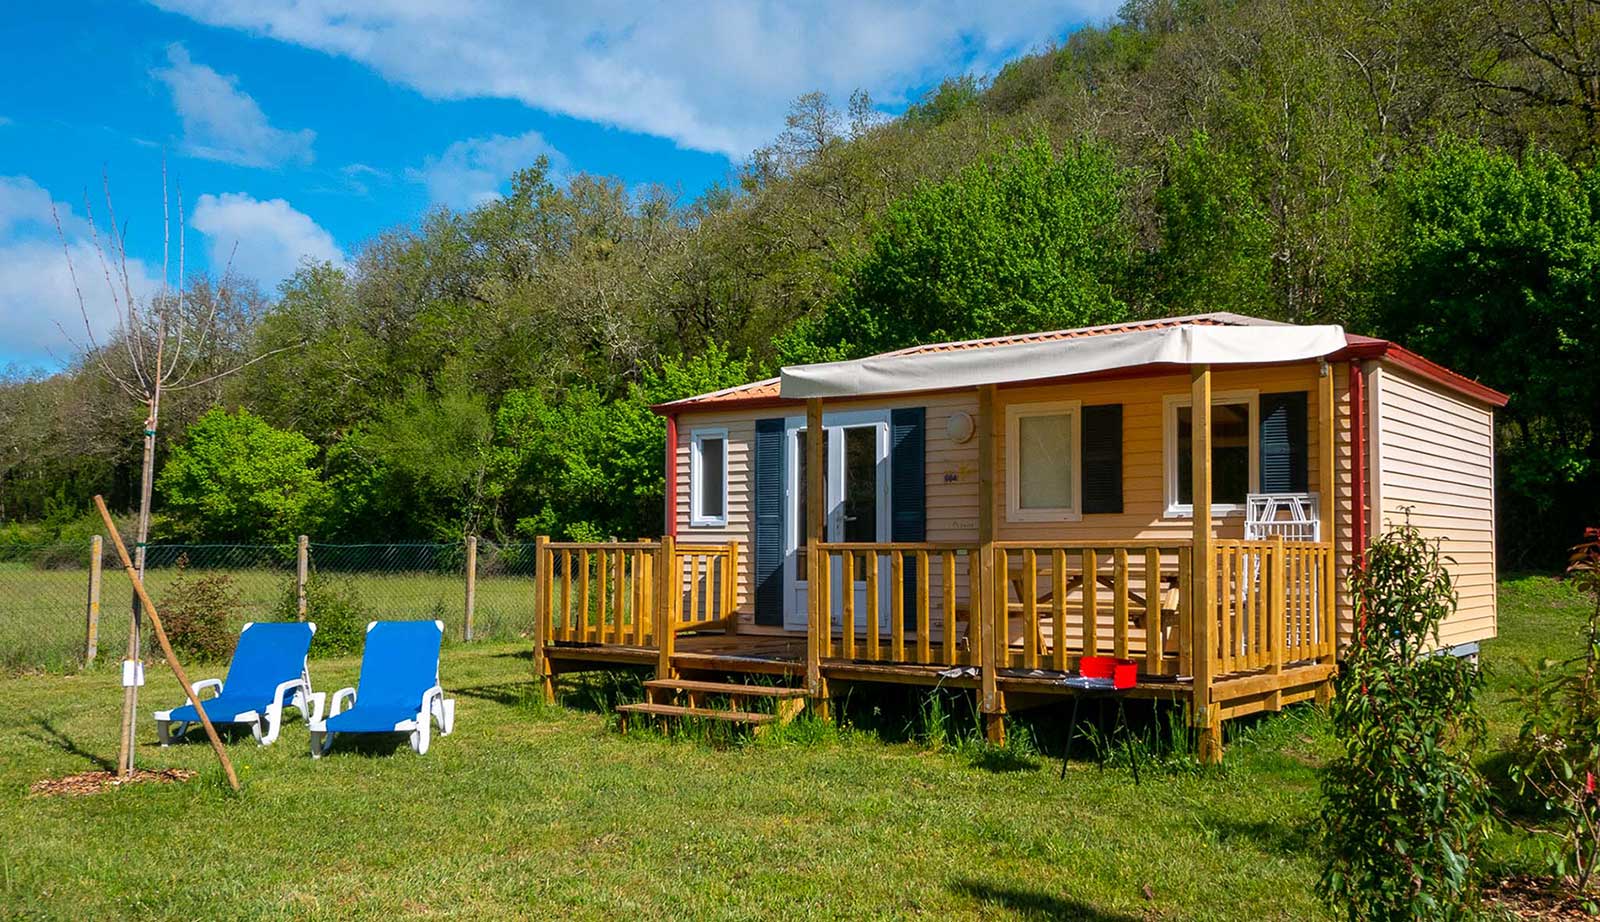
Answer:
[29,768,197,798]
[1485,875,1598,920]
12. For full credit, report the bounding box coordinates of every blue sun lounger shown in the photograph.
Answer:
[154,621,318,746]
[308,620,455,757]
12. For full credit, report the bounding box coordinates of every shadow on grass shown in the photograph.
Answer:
[1202,812,1318,858]
[949,879,1145,921]
[318,734,410,758]
[26,716,116,771]
[966,746,1042,774]
[453,681,542,708]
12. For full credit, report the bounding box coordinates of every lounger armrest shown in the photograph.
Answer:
[420,685,454,735]
[271,678,307,712]
[189,678,223,703]
[329,687,357,717]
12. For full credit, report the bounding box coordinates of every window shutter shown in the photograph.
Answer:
[891,408,925,629]
[1080,404,1123,514]
[1259,392,1309,493]
[753,418,785,626]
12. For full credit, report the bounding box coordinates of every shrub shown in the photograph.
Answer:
[159,558,240,663]
[273,575,370,658]
[1318,516,1490,921]
[1507,527,1600,894]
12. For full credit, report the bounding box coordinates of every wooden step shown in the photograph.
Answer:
[642,679,808,698]
[616,702,776,726]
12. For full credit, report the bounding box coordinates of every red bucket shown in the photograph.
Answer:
[1078,655,1138,689]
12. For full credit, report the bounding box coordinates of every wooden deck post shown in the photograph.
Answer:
[85,535,102,664]
[725,540,740,634]
[656,534,678,681]
[1316,361,1338,706]
[532,535,554,702]
[805,398,830,718]
[977,384,1005,745]
[1190,366,1221,764]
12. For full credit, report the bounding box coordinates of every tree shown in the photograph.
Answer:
[1152,131,1275,317]
[779,136,1133,363]
[1379,141,1600,565]
[157,407,329,543]
[53,166,298,778]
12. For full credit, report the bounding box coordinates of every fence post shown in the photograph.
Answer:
[724,540,739,634]
[464,535,478,642]
[85,535,102,664]
[296,535,309,621]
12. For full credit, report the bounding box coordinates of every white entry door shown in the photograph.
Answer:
[782,411,891,633]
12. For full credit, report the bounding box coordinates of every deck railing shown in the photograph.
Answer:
[815,543,979,667]
[532,537,740,655]
[992,542,1193,677]
[1206,538,1336,674]
[811,537,1334,680]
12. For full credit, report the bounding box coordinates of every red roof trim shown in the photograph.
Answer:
[1334,337,1508,408]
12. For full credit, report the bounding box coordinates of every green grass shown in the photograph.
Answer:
[0,575,1588,920]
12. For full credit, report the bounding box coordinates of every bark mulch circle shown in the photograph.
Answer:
[29,768,197,798]
[1485,875,1598,920]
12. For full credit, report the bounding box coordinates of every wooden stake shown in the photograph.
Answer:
[464,535,478,642]
[85,536,102,664]
[296,535,309,621]
[94,496,240,792]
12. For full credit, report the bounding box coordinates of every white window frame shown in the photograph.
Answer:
[1163,390,1259,518]
[1005,399,1082,523]
[689,427,729,528]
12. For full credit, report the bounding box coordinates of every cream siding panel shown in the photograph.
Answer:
[1372,365,1498,647]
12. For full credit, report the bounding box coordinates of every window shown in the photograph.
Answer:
[1164,392,1258,516]
[690,429,728,527]
[1006,401,1081,521]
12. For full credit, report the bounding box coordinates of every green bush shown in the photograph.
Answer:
[1318,517,1490,921]
[274,576,370,658]
[159,560,240,663]
[1507,527,1600,895]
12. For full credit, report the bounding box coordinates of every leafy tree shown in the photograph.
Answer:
[156,407,329,543]
[1152,131,1275,317]
[488,345,752,540]
[779,136,1133,363]
[1380,141,1600,565]
[1319,517,1490,921]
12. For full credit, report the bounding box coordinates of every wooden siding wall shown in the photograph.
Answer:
[1370,364,1498,646]
[673,393,980,631]
[673,361,1362,636]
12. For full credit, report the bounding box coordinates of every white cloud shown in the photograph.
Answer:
[407,130,566,208]
[152,43,315,168]
[148,1,1118,158]
[0,176,161,369]
[190,192,344,289]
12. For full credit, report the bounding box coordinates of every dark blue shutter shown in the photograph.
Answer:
[1259,392,1309,493]
[1081,404,1123,514]
[753,418,785,626]
[891,408,925,630]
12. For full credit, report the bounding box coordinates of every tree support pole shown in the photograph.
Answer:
[95,495,240,792]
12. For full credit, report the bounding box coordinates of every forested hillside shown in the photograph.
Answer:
[2,0,1596,567]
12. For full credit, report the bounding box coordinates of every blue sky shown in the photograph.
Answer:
[1,0,1114,369]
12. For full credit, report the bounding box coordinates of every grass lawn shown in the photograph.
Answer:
[0,575,1587,921]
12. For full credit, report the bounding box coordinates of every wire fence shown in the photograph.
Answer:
[0,539,538,674]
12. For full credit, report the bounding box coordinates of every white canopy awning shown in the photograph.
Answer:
[779,323,1347,399]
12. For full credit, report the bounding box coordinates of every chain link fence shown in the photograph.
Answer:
[0,539,537,674]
